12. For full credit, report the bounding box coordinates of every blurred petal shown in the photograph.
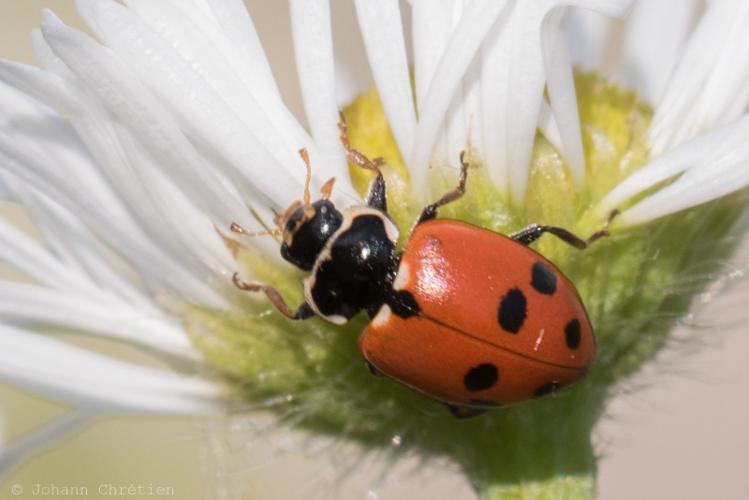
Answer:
[411,0,453,115]
[0,324,224,413]
[482,0,633,203]
[409,0,512,199]
[0,411,95,474]
[567,10,615,71]
[354,0,416,160]
[69,2,308,210]
[651,0,749,155]
[543,7,585,187]
[289,0,350,191]
[613,0,700,105]
[0,282,197,360]
[599,114,749,224]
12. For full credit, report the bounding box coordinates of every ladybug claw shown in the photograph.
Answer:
[445,405,487,419]
[365,361,384,377]
[232,272,259,291]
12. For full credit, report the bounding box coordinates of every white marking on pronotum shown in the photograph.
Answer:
[533,328,545,352]
[393,262,410,291]
[371,304,392,328]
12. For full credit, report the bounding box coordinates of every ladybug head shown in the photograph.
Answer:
[276,149,342,271]
[230,149,342,271]
[278,196,342,271]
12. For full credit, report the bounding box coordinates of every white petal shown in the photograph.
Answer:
[613,0,700,105]
[538,98,564,154]
[0,282,198,360]
[598,114,749,223]
[411,0,453,114]
[109,125,236,275]
[0,215,95,295]
[0,85,120,281]
[3,173,102,286]
[441,0,485,174]
[125,0,349,199]
[409,0,512,199]
[620,145,749,226]
[0,411,95,473]
[0,121,227,307]
[567,9,615,71]
[0,324,224,413]
[459,50,485,161]
[0,79,125,228]
[411,0,455,172]
[481,0,633,202]
[37,11,287,266]
[203,0,280,102]
[0,73,233,283]
[305,1,370,109]
[480,5,513,192]
[651,0,749,155]
[0,58,81,116]
[354,0,417,159]
[566,0,633,16]
[4,167,226,315]
[289,0,349,186]
[503,2,550,204]
[67,3,308,211]
[507,0,634,202]
[542,7,585,186]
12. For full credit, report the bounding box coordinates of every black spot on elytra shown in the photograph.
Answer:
[498,288,527,333]
[565,319,581,350]
[463,363,499,392]
[531,261,557,295]
[388,290,420,318]
[534,381,560,397]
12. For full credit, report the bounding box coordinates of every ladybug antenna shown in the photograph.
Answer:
[230,222,283,238]
[271,207,283,230]
[297,148,317,220]
[320,177,336,200]
[299,148,313,207]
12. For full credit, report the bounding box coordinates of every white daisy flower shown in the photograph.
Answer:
[1,0,749,498]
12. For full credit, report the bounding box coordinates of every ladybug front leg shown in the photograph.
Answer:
[338,113,388,213]
[232,273,315,320]
[510,210,620,248]
[416,151,470,224]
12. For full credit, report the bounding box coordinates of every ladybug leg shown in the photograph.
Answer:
[510,210,620,248]
[232,273,315,320]
[338,112,388,212]
[365,361,385,377]
[445,404,487,419]
[365,173,387,212]
[417,151,470,224]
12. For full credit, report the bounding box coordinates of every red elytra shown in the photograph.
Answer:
[360,219,595,409]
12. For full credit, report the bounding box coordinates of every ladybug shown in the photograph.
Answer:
[231,115,616,418]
